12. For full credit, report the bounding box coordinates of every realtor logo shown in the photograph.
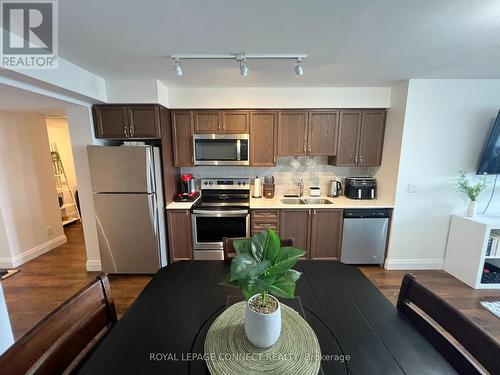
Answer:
[1,0,58,69]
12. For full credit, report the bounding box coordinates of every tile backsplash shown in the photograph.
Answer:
[181,157,375,196]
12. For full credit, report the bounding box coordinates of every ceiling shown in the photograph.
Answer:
[58,0,500,87]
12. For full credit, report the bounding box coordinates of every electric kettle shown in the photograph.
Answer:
[328,179,342,197]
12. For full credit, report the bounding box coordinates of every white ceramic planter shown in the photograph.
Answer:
[467,200,477,217]
[244,294,281,348]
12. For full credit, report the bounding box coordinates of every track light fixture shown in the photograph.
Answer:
[173,58,183,76]
[237,55,248,77]
[169,54,306,77]
[295,57,304,77]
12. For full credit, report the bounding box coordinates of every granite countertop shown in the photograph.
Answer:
[166,195,394,210]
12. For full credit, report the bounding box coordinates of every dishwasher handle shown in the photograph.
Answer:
[344,209,390,219]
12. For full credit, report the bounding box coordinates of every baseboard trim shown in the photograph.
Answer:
[86,260,102,272]
[384,258,444,270]
[8,235,68,268]
[0,258,14,268]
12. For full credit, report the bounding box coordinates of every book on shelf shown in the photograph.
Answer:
[487,234,500,257]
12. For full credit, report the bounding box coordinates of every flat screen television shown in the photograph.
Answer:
[477,110,500,175]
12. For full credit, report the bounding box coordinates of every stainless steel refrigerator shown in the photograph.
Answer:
[87,145,167,273]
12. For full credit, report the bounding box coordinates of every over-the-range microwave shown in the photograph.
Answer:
[193,134,249,166]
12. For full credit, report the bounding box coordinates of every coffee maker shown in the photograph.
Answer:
[175,174,199,201]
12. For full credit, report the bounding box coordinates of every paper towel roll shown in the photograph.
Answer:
[253,177,262,198]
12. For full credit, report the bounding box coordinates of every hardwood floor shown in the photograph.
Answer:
[1,223,151,339]
[2,223,499,344]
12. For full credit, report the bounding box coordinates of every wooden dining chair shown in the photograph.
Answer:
[223,237,294,260]
[397,273,500,375]
[0,274,117,375]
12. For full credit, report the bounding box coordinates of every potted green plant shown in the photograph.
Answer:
[457,170,488,217]
[224,229,305,348]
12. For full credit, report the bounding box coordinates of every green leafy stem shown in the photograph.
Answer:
[223,229,306,308]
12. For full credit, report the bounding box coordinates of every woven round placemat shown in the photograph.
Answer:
[204,301,321,375]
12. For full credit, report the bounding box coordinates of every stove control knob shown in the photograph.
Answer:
[204,181,208,185]
[209,181,213,185]
[238,182,241,186]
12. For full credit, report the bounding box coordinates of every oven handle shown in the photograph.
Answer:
[192,210,249,216]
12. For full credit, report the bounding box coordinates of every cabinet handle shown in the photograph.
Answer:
[313,209,316,216]
[303,143,307,153]
[186,210,189,216]
[360,155,363,164]
[308,145,312,153]
[123,124,128,137]
[355,155,358,164]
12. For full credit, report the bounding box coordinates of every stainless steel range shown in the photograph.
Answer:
[191,178,250,260]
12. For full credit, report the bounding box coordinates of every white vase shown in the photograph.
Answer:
[467,200,477,217]
[244,294,281,348]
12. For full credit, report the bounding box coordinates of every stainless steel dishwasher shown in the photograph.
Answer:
[341,209,390,265]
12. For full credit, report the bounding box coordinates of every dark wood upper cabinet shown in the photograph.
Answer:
[329,109,386,167]
[166,210,193,262]
[332,110,362,166]
[277,111,308,156]
[308,111,339,156]
[171,111,194,167]
[93,106,129,139]
[250,111,277,166]
[127,105,161,138]
[280,210,310,258]
[358,110,386,166]
[222,111,249,133]
[93,105,161,139]
[193,111,222,133]
[310,209,343,260]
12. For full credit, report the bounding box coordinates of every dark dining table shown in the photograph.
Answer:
[79,261,457,374]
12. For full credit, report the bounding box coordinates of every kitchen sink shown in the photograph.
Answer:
[280,198,305,205]
[302,198,333,205]
[280,198,334,205]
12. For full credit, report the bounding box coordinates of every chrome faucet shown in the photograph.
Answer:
[297,178,304,197]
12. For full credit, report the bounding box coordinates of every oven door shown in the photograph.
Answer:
[193,134,249,166]
[191,210,250,251]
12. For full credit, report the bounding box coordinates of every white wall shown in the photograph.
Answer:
[65,105,101,271]
[386,79,500,269]
[374,81,408,203]
[0,112,66,268]
[166,87,391,108]
[46,118,78,194]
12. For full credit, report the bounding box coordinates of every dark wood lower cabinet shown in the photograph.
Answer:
[310,209,343,260]
[166,210,193,262]
[280,210,310,258]
[280,209,343,260]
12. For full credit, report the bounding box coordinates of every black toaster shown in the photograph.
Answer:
[344,177,377,200]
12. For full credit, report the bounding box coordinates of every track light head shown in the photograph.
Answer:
[295,57,304,77]
[173,58,183,76]
[240,58,248,77]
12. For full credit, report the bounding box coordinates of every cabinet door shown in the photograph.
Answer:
[93,105,129,139]
[280,210,310,258]
[332,110,362,166]
[250,111,277,166]
[358,110,386,166]
[310,209,343,260]
[167,210,193,262]
[127,105,161,138]
[222,111,249,133]
[277,111,308,156]
[308,111,339,155]
[193,111,222,133]
[171,111,194,167]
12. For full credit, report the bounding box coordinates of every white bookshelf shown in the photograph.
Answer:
[444,215,500,289]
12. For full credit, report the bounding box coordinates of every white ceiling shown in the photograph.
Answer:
[58,0,500,87]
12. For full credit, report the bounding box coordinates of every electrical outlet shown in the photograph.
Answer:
[407,184,418,193]
[46,226,53,236]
